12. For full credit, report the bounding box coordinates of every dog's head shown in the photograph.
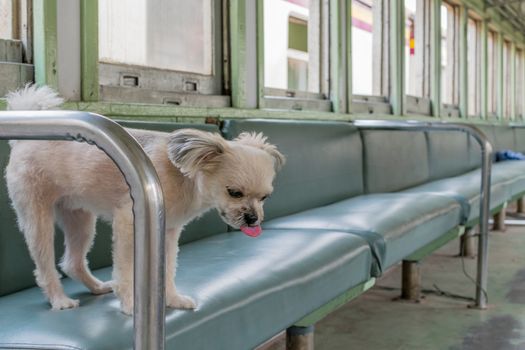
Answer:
[167,129,285,237]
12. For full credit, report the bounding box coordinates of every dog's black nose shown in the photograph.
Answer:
[244,212,258,226]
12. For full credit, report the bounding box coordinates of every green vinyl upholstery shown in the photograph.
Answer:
[4,115,525,350]
[0,229,372,350]
[404,169,510,224]
[264,193,462,275]
[360,130,430,193]
[514,127,525,153]
[426,132,474,180]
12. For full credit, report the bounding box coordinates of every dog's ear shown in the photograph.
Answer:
[234,132,286,171]
[167,129,227,177]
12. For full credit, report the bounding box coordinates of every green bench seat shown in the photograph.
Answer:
[264,193,462,276]
[0,229,372,350]
[404,168,510,224]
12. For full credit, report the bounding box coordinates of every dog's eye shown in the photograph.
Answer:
[261,195,270,201]
[227,188,244,198]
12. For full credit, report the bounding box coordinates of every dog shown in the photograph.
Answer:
[5,85,285,315]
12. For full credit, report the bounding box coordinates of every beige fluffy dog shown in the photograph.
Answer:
[5,85,285,314]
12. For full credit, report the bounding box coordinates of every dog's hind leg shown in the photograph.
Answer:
[56,205,112,295]
[16,200,79,310]
[111,203,134,315]
[165,228,196,309]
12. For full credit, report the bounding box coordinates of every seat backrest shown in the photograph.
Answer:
[0,120,226,296]
[464,124,497,168]
[492,124,516,151]
[360,130,430,193]
[514,127,525,153]
[222,119,365,220]
[426,132,473,180]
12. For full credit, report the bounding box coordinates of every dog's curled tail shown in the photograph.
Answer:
[5,84,64,146]
[6,84,63,111]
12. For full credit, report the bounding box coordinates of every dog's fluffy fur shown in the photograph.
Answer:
[5,85,285,314]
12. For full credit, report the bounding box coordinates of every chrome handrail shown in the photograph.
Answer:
[353,119,492,309]
[0,111,166,350]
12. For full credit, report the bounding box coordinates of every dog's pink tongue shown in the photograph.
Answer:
[240,225,262,237]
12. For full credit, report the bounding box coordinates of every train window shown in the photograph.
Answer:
[467,18,481,117]
[440,2,459,109]
[515,50,525,120]
[503,40,512,119]
[351,0,390,114]
[0,0,16,40]
[405,0,431,115]
[98,0,228,107]
[261,0,329,111]
[487,30,497,117]
[351,0,376,96]
[0,0,33,97]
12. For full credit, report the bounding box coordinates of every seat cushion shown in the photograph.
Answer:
[492,160,525,199]
[0,229,372,350]
[405,168,511,224]
[222,119,365,220]
[263,193,462,276]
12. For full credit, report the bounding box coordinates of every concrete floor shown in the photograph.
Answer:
[316,215,525,350]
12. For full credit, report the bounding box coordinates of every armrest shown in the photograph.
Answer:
[353,119,492,309]
[0,110,166,350]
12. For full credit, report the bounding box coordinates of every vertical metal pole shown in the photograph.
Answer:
[476,136,492,309]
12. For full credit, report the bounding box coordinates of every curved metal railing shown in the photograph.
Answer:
[0,111,166,350]
[353,119,492,309]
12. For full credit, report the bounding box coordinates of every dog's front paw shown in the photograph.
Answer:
[166,293,196,310]
[50,296,79,310]
[90,281,113,295]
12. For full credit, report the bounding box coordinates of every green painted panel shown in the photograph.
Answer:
[80,0,99,101]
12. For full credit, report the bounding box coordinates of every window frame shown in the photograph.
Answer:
[97,0,230,107]
[350,0,391,115]
[466,15,482,118]
[487,28,498,118]
[258,0,332,112]
[516,48,525,120]
[440,1,460,115]
[503,39,512,120]
[404,0,432,116]
[0,0,33,97]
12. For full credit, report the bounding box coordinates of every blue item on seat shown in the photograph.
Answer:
[496,150,525,161]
